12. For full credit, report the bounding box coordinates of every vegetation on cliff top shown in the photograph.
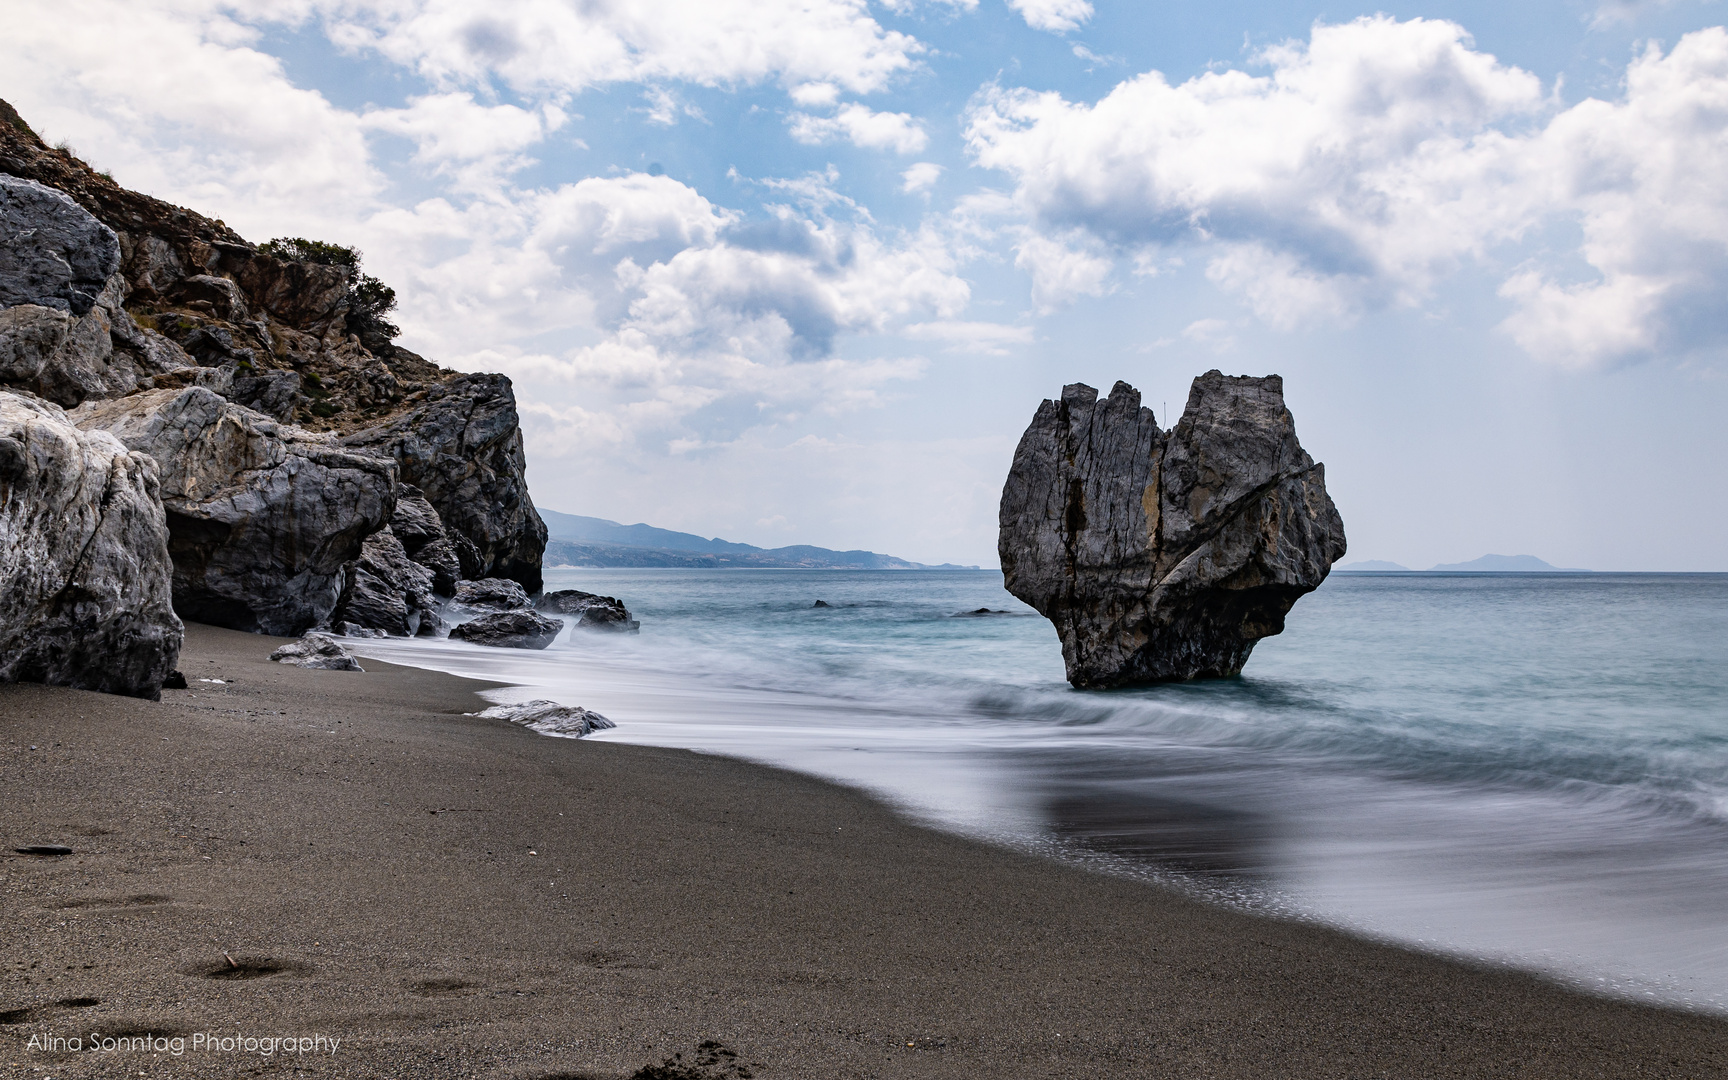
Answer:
[260,236,399,341]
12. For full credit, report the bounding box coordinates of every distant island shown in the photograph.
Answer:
[540,510,980,570]
[1337,554,1591,573]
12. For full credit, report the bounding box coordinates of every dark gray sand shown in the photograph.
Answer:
[2,624,1724,1079]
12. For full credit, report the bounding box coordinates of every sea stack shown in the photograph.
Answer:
[999,372,1346,687]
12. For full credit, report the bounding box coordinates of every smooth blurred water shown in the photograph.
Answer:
[351,570,1728,1012]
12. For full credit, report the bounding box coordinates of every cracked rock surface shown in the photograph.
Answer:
[0,390,181,698]
[999,372,1346,687]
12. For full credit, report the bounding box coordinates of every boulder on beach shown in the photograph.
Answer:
[451,577,531,612]
[269,633,363,671]
[999,372,1346,687]
[0,390,182,699]
[535,588,640,633]
[449,609,563,649]
[477,699,616,737]
[73,386,398,635]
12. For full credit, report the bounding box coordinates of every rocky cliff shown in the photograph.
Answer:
[0,101,545,594]
[999,373,1346,687]
[0,98,548,693]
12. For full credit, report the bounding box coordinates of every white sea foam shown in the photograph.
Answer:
[352,568,1728,1013]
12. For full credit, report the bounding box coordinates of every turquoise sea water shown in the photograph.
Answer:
[352,570,1728,1012]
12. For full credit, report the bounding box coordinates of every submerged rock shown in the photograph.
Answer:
[476,699,616,738]
[73,387,397,635]
[999,373,1346,687]
[535,588,640,633]
[269,633,363,671]
[0,390,181,699]
[448,609,563,650]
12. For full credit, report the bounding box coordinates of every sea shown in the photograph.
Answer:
[349,569,1728,1014]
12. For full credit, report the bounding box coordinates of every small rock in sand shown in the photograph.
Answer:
[477,700,616,737]
[269,633,364,671]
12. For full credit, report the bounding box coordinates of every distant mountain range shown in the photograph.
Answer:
[538,510,980,570]
[1337,554,1592,573]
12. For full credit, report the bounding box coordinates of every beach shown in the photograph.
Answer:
[1,622,1724,1079]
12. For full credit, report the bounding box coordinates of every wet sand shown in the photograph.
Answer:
[1,622,1724,1079]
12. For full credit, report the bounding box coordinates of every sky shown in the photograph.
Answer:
[5,0,1728,570]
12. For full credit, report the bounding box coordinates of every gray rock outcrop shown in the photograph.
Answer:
[451,577,530,612]
[477,700,615,737]
[999,373,1346,687]
[269,633,363,671]
[342,374,547,592]
[449,610,563,649]
[73,387,397,635]
[0,176,190,408]
[329,526,442,637]
[0,175,119,314]
[536,588,640,633]
[0,391,181,698]
[387,485,461,595]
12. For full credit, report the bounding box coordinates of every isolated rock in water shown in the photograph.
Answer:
[536,588,640,633]
[342,374,548,591]
[999,373,1346,687]
[269,633,363,671]
[452,577,530,611]
[388,485,461,596]
[477,699,616,737]
[0,390,181,699]
[329,526,440,637]
[73,387,397,635]
[0,175,119,314]
[449,610,563,649]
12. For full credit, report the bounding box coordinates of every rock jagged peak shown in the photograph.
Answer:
[999,371,1346,688]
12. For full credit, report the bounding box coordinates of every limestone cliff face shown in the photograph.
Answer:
[0,391,181,698]
[0,98,548,653]
[1000,373,1346,687]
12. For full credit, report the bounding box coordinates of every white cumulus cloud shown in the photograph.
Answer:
[330,0,928,96]
[789,103,929,153]
[1007,0,1093,34]
[965,16,1728,368]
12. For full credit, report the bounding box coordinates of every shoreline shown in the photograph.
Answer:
[3,622,1725,1078]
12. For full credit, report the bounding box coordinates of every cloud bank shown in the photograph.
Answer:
[967,16,1728,368]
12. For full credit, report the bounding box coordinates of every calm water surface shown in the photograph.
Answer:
[352,570,1728,1013]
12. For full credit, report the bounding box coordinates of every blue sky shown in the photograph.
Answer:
[7,0,1728,569]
